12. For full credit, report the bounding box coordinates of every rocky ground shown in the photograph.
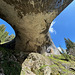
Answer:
[0,46,75,75]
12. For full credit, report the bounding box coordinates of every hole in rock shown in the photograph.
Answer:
[0,18,15,44]
[49,0,75,51]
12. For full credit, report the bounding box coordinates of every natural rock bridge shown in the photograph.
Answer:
[0,0,73,54]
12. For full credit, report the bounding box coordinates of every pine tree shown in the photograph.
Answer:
[1,31,9,42]
[0,24,6,38]
[0,24,15,44]
[5,34,15,42]
[64,38,74,49]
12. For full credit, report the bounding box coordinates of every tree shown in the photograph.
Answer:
[5,34,15,42]
[0,24,6,38]
[1,31,9,42]
[64,38,74,49]
[0,24,15,44]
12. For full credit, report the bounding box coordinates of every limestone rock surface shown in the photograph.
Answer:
[0,0,73,53]
[21,53,51,75]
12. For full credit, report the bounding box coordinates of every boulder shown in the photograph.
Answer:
[21,53,51,75]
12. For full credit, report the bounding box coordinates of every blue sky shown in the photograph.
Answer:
[0,0,75,49]
[49,0,75,49]
[0,19,15,35]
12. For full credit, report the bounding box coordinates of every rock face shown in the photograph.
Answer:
[0,0,73,53]
[18,53,75,75]
[0,47,75,75]
[40,33,60,55]
[21,53,51,75]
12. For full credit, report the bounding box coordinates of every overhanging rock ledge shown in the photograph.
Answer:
[0,0,73,54]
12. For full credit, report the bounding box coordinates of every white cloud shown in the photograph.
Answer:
[49,21,56,34]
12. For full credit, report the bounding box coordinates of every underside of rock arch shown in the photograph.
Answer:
[0,0,73,54]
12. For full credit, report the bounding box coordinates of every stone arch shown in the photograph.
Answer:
[0,0,73,53]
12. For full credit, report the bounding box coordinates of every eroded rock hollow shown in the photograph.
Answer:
[0,0,73,53]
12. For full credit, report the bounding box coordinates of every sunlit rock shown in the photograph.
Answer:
[21,53,51,75]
